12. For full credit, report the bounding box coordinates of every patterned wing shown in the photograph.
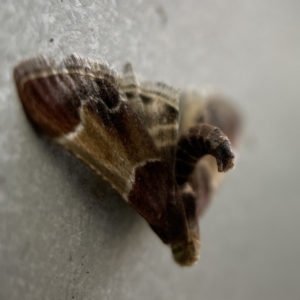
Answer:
[139,81,180,167]
[14,54,199,266]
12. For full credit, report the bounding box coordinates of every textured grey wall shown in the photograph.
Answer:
[1,0,300,299]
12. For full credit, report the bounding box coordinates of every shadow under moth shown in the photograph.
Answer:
[14,54,241,266]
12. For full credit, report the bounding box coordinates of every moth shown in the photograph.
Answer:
[14,54,241,266]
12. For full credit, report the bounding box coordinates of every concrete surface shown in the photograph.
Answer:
[1,0,300,299]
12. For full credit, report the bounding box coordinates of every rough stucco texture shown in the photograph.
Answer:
[1,0,300,299]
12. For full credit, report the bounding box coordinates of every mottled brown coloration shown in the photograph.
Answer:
[119,66,180,167]
[14,55,241,266]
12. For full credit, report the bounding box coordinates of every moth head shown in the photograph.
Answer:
[171,231,200,266]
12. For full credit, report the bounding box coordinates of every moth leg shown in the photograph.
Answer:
[175,123,235,186]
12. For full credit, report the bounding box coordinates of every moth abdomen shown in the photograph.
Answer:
[175,123,235,185]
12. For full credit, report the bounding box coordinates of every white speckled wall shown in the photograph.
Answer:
[1,1,300,299]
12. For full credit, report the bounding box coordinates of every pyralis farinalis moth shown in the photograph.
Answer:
[14,54,241,266]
